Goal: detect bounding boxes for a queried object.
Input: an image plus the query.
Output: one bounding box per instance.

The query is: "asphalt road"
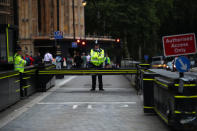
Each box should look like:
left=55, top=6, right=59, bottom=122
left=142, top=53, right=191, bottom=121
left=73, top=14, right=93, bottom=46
left=0, top=75, right=170, bottom=131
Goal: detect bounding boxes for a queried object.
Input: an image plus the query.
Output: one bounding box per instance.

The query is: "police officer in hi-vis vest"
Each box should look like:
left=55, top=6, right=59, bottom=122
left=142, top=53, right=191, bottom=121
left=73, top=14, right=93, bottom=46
left=14, top=46, right=26, bottom=97
left=90, top=43, right=105, bottom=91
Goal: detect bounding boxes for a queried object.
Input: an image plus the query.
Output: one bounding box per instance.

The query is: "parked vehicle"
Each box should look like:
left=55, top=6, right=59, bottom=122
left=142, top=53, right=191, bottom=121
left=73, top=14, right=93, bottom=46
left=165, top=61, right=176, bottom=71
left=151, top=56, right=166, bottom=69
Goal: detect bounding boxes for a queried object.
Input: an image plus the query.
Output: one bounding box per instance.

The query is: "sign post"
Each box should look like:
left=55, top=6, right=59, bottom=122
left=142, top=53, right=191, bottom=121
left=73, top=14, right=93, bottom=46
left=54, top=31, right=63, bottom=39
left=175, top=56, right=191, bottom=77
left=162, top=33, right=196, bottom=77
left=163, top=33, right=196, bottom=57
left=54, top=31, right=63, bottom=55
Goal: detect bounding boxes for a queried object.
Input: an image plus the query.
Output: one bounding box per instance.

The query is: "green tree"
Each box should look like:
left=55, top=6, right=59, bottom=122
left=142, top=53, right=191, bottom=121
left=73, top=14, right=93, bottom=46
left=85, top=0, right=197, bottom=60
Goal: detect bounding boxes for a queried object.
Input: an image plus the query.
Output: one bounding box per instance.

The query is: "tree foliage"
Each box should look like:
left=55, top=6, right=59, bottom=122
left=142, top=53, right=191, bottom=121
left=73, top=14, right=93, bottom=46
left=85, top=0, right=197, bottom=60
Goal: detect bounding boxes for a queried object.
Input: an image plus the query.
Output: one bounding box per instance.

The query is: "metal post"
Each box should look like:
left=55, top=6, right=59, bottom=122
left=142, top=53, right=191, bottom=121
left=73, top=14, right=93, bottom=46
left=55, top=0, right=60, bottom=55
left=72, top=0, right=76, bottom=40
left=179, top=72, right=184, bottom=78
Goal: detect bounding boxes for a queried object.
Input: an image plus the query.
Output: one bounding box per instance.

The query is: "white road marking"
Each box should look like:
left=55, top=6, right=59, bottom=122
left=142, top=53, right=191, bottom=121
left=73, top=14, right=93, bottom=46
left=121, top=105, right=129, bottom=107
left=87, top=105, right=92, bottom=109
left=56, top=76, right=76, bottom=87
left=0, top=76, right=76, bottom=128
left=37, top=102, right=136, bottom=105
left=73, top=105, right=78, bottom=109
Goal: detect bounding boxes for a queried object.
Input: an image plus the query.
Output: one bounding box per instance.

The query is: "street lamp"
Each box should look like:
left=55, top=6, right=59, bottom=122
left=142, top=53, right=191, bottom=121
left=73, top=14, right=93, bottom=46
left=82, top=0, right=87, bottom=6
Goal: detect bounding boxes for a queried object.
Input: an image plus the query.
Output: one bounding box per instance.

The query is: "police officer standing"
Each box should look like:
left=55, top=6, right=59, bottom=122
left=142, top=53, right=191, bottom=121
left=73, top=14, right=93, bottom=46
left=90, top=43, right=105, bottom=91
left=14, top=46, right=26, bottom=97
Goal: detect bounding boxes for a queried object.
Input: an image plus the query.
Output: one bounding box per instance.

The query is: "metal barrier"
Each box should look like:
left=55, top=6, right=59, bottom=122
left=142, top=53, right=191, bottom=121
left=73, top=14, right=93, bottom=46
left=36, top=64, right=56, bottom=92
left=135, top=64, right=151, bottom=94
left=38, top=68, right=137, bottom=75
left=140, top=68, right=197, bottom=130
left=142, top=70, right=158, bottom=113
left=0, top=64, right=56, bottom=111
left=22, top=67, right=38, bottom=96
left=0, top=71, right=20, bottom=111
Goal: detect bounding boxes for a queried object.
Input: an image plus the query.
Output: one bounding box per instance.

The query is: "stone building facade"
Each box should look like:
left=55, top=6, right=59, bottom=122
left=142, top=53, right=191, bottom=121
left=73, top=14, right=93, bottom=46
left=18, top=0, right=85, bottom=56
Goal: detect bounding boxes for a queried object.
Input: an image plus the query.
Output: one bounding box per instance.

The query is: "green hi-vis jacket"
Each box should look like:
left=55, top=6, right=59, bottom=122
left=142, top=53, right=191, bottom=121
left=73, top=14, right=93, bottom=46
left=104, top=57, right=111, bottom=65
left=14, top=53, right=26, bottom=73
left=90, top=48, right=105, bottom=66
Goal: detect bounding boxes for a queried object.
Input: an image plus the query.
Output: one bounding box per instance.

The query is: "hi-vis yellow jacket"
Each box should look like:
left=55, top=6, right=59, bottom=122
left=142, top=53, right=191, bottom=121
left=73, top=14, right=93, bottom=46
left=90, top=48, right=105, bottom=66
left=14, top=53, right=26, bottom=73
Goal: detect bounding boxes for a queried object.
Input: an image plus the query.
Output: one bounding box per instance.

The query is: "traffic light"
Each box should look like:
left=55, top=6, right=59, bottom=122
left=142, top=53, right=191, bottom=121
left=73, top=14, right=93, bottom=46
left=82, top=41, right=86, bottom=46
left=77, top=39, right=81, bottom=44
left=114, top=38, right=122, bottom=48
left=116, top=38, right=120, bottom=43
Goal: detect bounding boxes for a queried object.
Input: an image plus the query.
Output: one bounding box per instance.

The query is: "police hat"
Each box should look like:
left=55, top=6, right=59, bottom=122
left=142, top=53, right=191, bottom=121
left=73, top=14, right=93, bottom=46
left=94, top=40, right=99, bottom=46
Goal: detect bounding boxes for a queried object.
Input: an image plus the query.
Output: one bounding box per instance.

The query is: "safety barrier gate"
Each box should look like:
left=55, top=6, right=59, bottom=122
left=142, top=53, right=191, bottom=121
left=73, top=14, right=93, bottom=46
left=38, top=68, right=138, bottom=75
left=0, top=63, right=147, bottom=112
left=141, top=69, right=197, bottom=130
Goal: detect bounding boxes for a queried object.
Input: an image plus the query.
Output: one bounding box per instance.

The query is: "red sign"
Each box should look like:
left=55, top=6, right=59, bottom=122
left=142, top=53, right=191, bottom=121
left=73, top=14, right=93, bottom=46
left=163, top=33, right=197, bottom=57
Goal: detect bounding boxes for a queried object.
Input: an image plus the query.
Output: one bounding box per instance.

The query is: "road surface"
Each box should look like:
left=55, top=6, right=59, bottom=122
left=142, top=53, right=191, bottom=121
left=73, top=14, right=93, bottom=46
left=0, top=75, right=169, bottom=131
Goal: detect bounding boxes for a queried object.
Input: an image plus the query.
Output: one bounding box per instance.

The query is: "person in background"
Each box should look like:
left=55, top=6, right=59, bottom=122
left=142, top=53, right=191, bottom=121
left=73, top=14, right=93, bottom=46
left=34, top=52, right=42, bottom=65
left=74, top=52, right=82, bottom=68
left=67, top=55, right=73, bottom=69
left=44, top=51, right=53, bottom=64
left=81, top=52, right=87, bottom=68
left=63, top=57, right=67, bottom=68
left=105, top=54, right=111, bottom=68
left=14, top=45, right=26, bottom=97
left=30, top=55, right=34, bottom=65
left=116, top=56, right=121, bottom=68
left=86, top=53, right=91, bottom=68
left=56, top=53, right=62, bottom=69
left=23, top=53, right=34, bottom=66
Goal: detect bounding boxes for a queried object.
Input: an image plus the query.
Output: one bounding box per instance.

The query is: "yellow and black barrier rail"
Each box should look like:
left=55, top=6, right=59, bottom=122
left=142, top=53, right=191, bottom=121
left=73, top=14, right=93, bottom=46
left=0, top=71, right=19, bottom=80
left=38, top=68, right=137, bottom=75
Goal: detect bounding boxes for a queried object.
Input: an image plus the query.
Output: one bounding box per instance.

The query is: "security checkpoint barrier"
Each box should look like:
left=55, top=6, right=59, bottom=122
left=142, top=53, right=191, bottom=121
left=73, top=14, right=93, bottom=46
left=21, top=66, right=38, bottom=96
left=38, top=68, right=138, bottom=75
left=135, top=63, right=151, bottom=94
left=0, top=64, right=56, bottom=111
left=142, top=70, right=158, bottom=113
left=0, top=65, right=138, bottom=111
left=0, top=71, right=20, bottom=111
left=36, top=64, right=56, bottom=92
left=140, top=69, right=197, bottom=130
left=36, top=67, right=138, bottom=92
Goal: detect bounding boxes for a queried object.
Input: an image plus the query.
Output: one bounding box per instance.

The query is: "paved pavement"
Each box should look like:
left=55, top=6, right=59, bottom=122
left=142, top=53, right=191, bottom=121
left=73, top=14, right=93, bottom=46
left=0, top=75, right=170, bottom=131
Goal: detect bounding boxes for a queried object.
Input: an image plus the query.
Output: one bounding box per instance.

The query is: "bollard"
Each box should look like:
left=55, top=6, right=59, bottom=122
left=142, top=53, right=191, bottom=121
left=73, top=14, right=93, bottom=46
left=142, top=70, right=158, bottom=113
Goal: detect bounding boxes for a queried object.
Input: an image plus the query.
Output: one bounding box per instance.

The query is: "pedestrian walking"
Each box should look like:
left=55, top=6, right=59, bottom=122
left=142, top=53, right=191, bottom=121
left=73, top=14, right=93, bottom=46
left=67, top=55, right=73, bottom=69
left=44, top=51, right=53, bottom=64
left=56, top=53, right=62, bottom=69
left=23, top=53, right=34, bottom=66
left=90, top=43, right=105, bottom=91
left=74, top=52, right=82, bottom=68
left=81, top=52, right=87, bottom=68
left=86, top=53, right=91, bottom=68
left=34, top=52, right=42, bottom=65
left=105, top=54, right=111, bottom=68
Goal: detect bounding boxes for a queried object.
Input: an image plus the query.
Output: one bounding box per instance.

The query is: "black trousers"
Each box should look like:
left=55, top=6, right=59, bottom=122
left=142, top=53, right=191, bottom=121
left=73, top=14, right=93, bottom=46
left=91, top=64, right=103, bottom=89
